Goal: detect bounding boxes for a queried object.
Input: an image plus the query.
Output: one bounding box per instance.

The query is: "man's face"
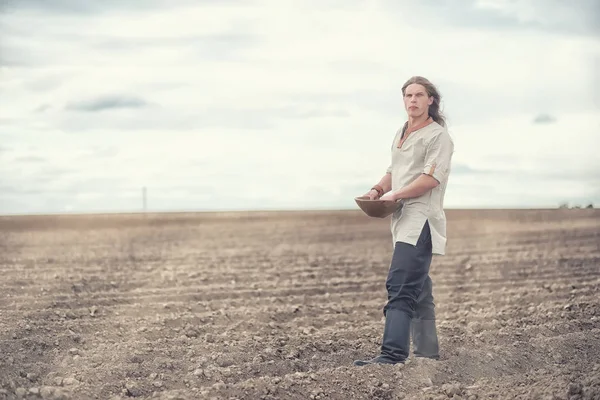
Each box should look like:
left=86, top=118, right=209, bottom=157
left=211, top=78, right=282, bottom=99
left=403, top=83, right=433, bottom=119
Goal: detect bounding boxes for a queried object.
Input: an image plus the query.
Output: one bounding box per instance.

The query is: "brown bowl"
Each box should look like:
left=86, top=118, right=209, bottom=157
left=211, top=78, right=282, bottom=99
left=354, top=196, right=403, bottom=218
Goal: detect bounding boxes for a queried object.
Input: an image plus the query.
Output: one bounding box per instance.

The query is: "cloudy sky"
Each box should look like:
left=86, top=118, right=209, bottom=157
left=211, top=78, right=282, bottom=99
left=1, top=0, right=599, bottom=214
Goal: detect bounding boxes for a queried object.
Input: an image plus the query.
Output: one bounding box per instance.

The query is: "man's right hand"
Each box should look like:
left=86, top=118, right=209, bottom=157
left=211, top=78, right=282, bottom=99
left=363, top=189, right=380, bottom=200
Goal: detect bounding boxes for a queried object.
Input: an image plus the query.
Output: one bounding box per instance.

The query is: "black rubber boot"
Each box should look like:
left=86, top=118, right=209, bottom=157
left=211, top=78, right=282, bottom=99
left=354, top=308, right=411, bottom=366
left=411, top=318, right=440, bottom=359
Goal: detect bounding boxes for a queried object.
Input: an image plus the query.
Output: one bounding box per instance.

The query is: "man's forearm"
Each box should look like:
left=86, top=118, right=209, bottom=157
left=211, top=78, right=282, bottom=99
left=392, top=174, right=438, bottom=200
left=373, top=173, right=392, bottom=194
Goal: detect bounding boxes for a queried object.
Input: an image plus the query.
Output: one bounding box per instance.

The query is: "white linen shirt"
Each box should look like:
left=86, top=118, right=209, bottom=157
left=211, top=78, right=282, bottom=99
left=385, top=118, right=454, bottom=255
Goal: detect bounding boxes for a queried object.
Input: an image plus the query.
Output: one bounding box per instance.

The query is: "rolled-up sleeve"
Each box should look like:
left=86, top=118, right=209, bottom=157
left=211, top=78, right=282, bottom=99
left=423, top=132, right=454, bottom=184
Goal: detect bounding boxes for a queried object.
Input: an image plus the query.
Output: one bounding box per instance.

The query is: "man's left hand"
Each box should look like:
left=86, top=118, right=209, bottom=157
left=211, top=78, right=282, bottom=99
left=379, top=192, right=397, bottom=202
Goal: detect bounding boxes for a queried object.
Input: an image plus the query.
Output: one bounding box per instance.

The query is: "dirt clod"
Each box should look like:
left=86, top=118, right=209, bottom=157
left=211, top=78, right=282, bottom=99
left=569, top=383, right=583, bottom=395
left=124, top=382, right=144, bottom=398
left=62, top=378, right=78, bottom=386
left=443, top=383, right=463, bottom=397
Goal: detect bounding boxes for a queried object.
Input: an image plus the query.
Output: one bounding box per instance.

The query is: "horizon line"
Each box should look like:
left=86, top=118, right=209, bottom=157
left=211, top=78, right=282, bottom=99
left=0, top=205, right=596, bottom=218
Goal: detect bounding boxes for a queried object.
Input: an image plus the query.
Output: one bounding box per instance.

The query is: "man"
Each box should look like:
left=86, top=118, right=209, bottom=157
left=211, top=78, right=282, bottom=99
left=354, top=76, right=454, bottom=366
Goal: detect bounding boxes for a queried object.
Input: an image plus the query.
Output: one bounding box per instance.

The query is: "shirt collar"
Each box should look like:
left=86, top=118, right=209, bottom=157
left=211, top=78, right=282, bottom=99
left=398, top=117, right=434, bottom=148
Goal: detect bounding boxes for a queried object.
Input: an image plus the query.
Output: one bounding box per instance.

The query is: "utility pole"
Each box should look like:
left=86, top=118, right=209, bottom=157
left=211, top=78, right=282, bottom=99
left=142, top=186, right=147, bottom=213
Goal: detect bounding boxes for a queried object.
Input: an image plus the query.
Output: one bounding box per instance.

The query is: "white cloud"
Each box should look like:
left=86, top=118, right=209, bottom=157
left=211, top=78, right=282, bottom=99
left=451, top=111, right=600, bottom=171
left=0, top=0, right=599, bottom=214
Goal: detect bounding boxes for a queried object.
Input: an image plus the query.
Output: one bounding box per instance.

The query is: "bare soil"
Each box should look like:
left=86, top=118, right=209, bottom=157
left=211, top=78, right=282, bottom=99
left=0, top=208, right=599, bottom=400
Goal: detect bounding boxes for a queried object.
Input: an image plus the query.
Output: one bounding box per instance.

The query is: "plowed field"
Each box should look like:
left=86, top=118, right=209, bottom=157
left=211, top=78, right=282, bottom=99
left=1, top=209, right=599, bottom=400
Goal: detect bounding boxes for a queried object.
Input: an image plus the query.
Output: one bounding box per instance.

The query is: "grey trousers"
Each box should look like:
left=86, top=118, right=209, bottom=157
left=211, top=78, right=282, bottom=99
left=415, top=274, right=436, bottom=320
left=383, top=220, right=433, bottom=318
left=384, top=220, right=439, bottom=358
left=412, top=274, right=439, bottom=358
